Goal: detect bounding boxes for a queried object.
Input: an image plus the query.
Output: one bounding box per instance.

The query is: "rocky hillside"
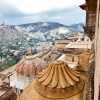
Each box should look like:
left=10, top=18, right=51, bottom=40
left=0, top=25, right=28, bottom=52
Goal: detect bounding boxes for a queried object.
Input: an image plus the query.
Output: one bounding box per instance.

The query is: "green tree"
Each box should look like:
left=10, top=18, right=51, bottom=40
left=4, top=57, right=16, bottom=67
left=32, top=49, right=38, bottom=54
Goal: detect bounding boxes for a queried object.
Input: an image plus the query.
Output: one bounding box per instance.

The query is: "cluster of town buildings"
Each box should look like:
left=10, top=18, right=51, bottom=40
left=0, top=0, right=99, bottom=100
left=0, top=31, right=93, bottom=100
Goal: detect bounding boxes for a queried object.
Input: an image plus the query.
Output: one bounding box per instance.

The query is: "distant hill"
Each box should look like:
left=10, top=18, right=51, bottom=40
left=69, top=22, right=84, bottom=28
left=18, top=22, right=66, bottom=33
left=15, top=22, right=84, bottom=33
left=68, top=22, right=85, bottom=34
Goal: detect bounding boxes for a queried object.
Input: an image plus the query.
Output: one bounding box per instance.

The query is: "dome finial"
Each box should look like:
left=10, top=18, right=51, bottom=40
left=28, top=50, right=32, bottom=55
left=27, top=48, right=32, bottom=56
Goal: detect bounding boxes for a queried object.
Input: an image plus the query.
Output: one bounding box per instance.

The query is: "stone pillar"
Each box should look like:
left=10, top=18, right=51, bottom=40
left=94, top=0, right=100, bottom=100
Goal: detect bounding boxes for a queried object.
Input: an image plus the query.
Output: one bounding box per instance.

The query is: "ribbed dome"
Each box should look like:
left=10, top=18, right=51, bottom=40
left=74, top=32, right=82, bottom=36
left=16, top=54, right=47, bottom=75
left=37, top=60, right=80, bottom=88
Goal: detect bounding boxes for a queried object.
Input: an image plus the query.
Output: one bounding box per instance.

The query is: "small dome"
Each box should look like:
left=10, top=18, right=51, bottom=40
left=19, top=60, right=85, bottom=100
left=16, top=54, right=47, bottom=75
left=74, top=32, right=82, bottom=36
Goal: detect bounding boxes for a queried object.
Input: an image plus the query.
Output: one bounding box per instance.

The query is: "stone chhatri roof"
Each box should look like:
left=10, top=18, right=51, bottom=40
left=19, top=60, right=85, bottom=100
left=16, top=53, right=47, bottom=75
left=37, top=60, right=80, bottom=88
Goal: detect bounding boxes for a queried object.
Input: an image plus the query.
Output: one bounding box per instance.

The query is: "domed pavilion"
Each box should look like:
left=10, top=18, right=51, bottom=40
left=10, top=52, right=47, bottom=93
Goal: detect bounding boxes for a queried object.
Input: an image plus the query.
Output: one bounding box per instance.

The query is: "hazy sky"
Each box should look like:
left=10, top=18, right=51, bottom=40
left=0, top=0, right=86, bottom=25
